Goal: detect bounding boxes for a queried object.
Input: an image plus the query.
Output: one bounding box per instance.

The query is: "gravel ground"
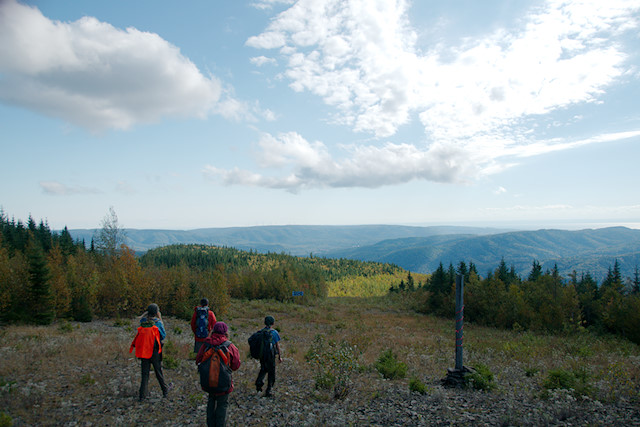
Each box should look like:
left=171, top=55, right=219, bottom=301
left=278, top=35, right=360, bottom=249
left=1, top=299, right=639, bottom=426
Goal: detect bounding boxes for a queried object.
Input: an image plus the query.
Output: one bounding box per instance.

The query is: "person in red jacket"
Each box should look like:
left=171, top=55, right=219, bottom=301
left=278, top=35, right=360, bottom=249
left=196, top=321, right=241, bottom=427
left=130, top=303, right=170, bottom=401
left=191, top=298, right=217, bottom=353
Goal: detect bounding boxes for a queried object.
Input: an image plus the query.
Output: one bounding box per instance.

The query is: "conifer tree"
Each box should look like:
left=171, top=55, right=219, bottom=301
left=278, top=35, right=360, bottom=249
left=26, top=237, right=54, bottom=324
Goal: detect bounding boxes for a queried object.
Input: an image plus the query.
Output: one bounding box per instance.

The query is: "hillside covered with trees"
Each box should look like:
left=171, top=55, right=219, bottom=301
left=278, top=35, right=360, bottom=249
left=2, top=209, right=639, bottom=345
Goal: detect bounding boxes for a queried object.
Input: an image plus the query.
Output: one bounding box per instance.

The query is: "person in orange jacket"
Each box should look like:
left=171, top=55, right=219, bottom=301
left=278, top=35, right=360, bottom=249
left=130, top=303, right=170, bottom=401
left=191, top=298, right=217, bottom=353
left=196, top=321, right=241, bottom=426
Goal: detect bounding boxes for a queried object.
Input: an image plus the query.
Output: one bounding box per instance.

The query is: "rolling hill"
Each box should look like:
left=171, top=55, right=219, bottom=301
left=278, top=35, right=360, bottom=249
left=68, top=225, right=640, bottom=281
left=324, top=227, right=640, bottom=281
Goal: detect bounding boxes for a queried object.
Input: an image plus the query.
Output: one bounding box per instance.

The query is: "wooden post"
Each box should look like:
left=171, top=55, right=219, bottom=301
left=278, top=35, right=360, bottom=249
left=455, top=274, right=464, bottom=370
left=443, top=274, right=469, bottom=387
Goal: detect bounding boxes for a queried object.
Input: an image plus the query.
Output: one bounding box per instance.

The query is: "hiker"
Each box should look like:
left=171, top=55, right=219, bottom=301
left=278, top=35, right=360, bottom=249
left=130, top=303, right=170, bottom=400
left=255, top=315, right=282, bottom=397
left=191, top=298, right=217, bottom=353
left=196, top=321, right=241, bottom=427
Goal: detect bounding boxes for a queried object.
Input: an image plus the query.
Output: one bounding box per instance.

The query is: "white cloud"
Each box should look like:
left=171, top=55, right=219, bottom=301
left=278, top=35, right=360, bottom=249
left=239, top=0, right=640, bottom=190
left=205, top=132, right=479, bottom=189
left=494, top=187, right=507, bottom=195
left=250, top=55, right=277, bottom=66
left=40, top=181, right=101, bottom=195
left=0, top=0, right=222, bottom=131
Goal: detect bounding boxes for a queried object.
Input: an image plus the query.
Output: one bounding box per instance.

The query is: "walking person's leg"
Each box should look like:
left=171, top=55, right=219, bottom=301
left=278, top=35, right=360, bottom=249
left=255, top=362, right=268, bottom=392
left=214, top=394, right=229, bottom=426
left=139, top=358, right=151, bottom=400
left=265, top=361, right=276, bottom=396
left=206, top=393, right=216, bottom=426
left=151, top=351, right=169, bottom=396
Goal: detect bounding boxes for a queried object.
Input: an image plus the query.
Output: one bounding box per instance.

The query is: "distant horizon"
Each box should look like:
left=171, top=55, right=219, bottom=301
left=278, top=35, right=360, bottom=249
left=2, top=1, right=639, bottom=234
left=58, top=220, right=640, bottom=232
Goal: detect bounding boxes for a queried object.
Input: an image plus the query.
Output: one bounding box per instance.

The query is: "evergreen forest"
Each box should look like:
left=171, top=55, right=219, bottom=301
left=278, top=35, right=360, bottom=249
left=1, top=210, right=639, bottom=345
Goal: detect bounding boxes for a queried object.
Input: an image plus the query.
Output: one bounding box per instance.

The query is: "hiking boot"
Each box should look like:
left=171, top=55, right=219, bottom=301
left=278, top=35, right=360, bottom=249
left=256, top=385, right=262, bottom=393
left=264, top=389, right=273, bottom=398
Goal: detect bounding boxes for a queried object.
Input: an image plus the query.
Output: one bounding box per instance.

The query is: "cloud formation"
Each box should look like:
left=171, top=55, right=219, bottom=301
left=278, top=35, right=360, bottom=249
left=233, top=0, right=640, bottom=189
left=40, top=181, right=101, bottom=195
left=0, top=0, right=221, bottom=131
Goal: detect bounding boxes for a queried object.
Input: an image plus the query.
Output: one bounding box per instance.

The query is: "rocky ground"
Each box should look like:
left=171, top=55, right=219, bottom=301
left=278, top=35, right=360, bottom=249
left=1, top=298, right=639, bottom=426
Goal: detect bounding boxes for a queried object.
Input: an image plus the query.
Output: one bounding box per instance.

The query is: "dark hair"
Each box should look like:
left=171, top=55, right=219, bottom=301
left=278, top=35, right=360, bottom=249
left=264, top=315, right=275, bottom=326
left=147, top=303, right=159, bottom=317
left=200, top=298, right=209, bottom=306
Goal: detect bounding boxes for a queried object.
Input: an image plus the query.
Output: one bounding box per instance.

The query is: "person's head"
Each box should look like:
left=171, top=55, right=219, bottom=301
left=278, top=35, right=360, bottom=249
left=147, top=303, right=159, bottom=317
left=200, top=298, right=209, bottom=307
left=213, top=321, right=228, bottom=335
left=264, top=315, right=275, bottom=327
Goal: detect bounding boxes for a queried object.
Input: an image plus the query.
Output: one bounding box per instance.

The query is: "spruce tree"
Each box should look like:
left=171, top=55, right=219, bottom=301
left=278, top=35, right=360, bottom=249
left=26, top=237, right=54, bottom=324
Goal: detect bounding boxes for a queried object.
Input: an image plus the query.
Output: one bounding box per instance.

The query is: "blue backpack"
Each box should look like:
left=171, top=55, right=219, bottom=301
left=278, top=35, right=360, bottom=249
left=195, top=306, right=209, bottom=338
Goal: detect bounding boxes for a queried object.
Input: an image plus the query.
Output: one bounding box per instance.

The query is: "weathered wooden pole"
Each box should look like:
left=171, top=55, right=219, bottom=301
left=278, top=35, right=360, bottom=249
left=442, top=274, right=469, bottom=387
left=455, top=274, right=464, bottom=370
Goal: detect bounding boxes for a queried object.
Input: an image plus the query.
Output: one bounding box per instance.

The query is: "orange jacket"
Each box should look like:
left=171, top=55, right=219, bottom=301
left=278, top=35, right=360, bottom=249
left=130, top=325, right=162, bottom=359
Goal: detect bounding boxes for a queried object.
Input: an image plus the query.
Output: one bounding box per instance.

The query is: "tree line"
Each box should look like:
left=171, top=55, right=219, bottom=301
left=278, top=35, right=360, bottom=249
left=0, top=210, right=229, bottom=323
left=392, top=258, right=640, bottom=344
left=0, top=210, right=399, bottom=324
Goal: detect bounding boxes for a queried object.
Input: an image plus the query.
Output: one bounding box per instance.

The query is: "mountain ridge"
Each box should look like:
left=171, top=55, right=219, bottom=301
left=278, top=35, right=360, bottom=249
left=68, top=225, right=640, bottom=281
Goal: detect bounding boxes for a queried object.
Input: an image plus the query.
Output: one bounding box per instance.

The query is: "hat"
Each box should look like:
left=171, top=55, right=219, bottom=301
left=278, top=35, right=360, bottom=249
left=213, top=321, right=228, bottom=335
left=264, top=315, right=275, bottom=326
left=147, top=303, right=159, bottom=317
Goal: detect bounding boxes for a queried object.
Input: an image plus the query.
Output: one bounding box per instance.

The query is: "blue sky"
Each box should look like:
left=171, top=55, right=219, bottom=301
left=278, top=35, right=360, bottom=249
left=1, top=0, right=639, bottom=230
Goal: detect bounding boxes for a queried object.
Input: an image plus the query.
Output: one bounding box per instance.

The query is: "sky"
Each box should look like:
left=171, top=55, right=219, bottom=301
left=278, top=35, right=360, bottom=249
left=1, top=0, right=639, bottom=231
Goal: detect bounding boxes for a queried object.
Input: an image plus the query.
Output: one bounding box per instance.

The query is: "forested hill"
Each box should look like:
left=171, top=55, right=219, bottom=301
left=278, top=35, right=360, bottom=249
left=325, top=227, right=640, bottom=281
left=68, top=224, right=504, bottom=254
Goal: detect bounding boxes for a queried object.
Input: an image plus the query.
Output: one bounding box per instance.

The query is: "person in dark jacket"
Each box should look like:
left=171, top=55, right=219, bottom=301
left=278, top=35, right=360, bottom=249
left=131, top=303, right=169, bottom=400
left=255, top=315, right=282, bottom=397
left=196, top=321, right=241, bottom=426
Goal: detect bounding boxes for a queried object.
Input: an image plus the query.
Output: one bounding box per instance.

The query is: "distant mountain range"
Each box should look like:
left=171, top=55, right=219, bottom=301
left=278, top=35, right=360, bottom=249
left=68, top=225, right=640, bottom=282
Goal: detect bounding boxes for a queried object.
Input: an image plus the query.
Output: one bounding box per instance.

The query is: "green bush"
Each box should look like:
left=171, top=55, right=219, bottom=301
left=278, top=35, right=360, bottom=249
left=375, top=349, right=407, bottom=380
left=466, top=363, right=496, bottom=391
left=0, top=412, right=12, bottom=427
left=305, top=334, right=359, bottom=399
left=542, top=367, right=594, bottom=398
left=409, top=377, right=428, bottom=394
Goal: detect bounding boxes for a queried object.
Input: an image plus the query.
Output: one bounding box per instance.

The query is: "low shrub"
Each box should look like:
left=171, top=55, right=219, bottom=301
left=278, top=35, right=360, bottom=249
left=466, top=363, right=496, bottom=391
left=375, top=349, right=407, bottom=380
left=305, top=334, right=359, bottom=399
left=0, top=412, right=12, bottom=427
left=409, top=377, right=428, bottom=394
left=542, top=367, right=594, bottom=398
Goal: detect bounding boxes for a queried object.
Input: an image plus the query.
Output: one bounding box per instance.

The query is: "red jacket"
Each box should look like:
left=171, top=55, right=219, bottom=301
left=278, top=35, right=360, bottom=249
left=130, top=325, right=162, bottom=359
left=191, top=306, right=217, bottom=342
left=196, top=333, right=241, bottom=395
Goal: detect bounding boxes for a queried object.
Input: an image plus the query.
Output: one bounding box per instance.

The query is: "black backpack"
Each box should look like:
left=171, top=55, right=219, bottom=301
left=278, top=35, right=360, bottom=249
left=248, top=327, right=273, bottom=361
left=198, top=340, right=232, bottom=394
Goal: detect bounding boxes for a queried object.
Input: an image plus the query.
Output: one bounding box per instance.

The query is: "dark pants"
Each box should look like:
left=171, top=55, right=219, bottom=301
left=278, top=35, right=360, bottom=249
left=207, top=393, right=229, bottom=426
left=255, top=359, right=276, bottom=393
left=139, top=345, right=168, bottom=399
left=194, top=340, right=204, bottom=354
